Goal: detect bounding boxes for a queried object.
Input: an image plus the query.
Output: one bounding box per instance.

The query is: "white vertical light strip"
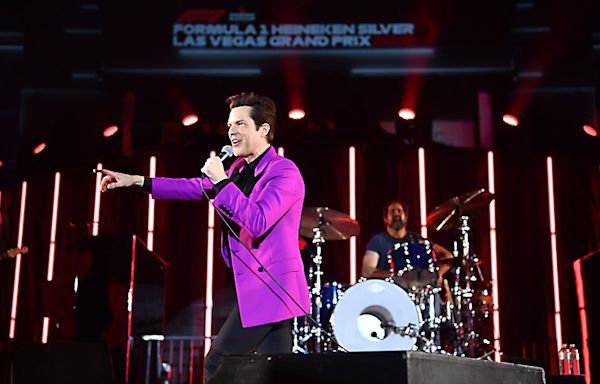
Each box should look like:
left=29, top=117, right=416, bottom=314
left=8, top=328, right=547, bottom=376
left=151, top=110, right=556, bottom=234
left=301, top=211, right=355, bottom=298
left=417, top=148, right=428, bottom=238
left=47, top=172, right=61, bottom=281
left=487, top=151, right=501, bottom=362
left=546, top=156, right=563, bottom=351
left=277, top=146, right=285, bottom=157
left=204, top=150, right=216, bottom=357
left=9, top=181, right=27, bottom=339
left=349, top=147, right=357, bottom=284
left=147, top=156, right=157, bottom=251
left=92, top=163, right=103, bottom=236
left=41, top=317, right=50, bottom=344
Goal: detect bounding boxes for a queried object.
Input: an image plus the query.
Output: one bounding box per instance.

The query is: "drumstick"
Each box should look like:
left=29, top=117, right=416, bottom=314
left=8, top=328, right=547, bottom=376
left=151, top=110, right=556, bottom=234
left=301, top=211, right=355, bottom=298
left=443, top=278, right=454, bottom=306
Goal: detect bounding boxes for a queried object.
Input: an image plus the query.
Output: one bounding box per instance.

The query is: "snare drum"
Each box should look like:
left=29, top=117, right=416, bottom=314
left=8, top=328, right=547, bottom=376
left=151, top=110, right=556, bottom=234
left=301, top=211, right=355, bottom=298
left=388, top=240, right=438, bottom=290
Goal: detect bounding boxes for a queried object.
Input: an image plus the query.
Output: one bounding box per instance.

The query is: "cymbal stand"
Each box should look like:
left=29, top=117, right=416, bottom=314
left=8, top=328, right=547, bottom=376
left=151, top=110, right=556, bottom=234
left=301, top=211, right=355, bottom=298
left=451, top=215, right=473, bottom=356
left=308, top=219, right=326, bottom=353
left=292, top=317, right=309, bottom=354
left=292, top=218, right=328, bottom=354
left=451, top=215, right=494, bottom=357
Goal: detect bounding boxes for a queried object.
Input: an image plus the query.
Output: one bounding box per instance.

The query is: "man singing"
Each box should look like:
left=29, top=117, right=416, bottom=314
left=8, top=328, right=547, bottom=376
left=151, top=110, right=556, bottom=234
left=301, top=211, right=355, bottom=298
left=101, top=92, right=310, bottom=382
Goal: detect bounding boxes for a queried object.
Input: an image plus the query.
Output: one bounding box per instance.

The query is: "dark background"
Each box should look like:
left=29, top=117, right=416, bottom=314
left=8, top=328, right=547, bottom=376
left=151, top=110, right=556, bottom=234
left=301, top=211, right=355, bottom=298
left=1, top=0, right=599, bottom=382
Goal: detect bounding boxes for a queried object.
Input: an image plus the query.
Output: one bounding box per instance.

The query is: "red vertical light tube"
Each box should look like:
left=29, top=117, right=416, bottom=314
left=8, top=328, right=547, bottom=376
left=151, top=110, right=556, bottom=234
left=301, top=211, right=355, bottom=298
left=204, top=151, right=216, bottom=357
left=125, top=235, right=137, bottom=383
left=189, top=340, right=195, bottom=384
left=41, top=317, right=50, bottom=343
left=573, top=259, right=591, bottom=384
left=47, top=172, right=61, bottom=281
left=349, top=146, right=357, bottom=284
left=487, top=152, right=501, bottom=361
left=418, top=148, right=428, bottom=238
left=41, top=172, right=61, bottom=343
left=546, top=156, right=563, bottom=351
left=92, top=163, right=103, bottom=236
left=9, top=181, right=27, bottom=339
left=147, top=156, right=156, bottom=251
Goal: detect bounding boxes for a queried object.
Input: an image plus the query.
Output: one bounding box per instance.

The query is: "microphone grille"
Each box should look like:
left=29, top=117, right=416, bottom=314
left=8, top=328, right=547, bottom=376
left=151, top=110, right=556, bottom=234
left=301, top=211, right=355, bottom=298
left=220, top=145, right=234, bottom=158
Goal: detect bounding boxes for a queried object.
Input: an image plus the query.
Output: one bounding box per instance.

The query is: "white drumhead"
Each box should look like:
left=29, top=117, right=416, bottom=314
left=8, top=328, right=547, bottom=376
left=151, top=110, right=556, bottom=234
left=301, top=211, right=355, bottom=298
left=331, top=279, right=419, bottom=351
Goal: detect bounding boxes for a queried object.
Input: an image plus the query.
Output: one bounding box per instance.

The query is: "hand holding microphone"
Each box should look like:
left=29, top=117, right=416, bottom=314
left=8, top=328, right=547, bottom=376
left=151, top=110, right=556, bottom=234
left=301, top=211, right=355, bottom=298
left=201, top=145, right=234, bottom=184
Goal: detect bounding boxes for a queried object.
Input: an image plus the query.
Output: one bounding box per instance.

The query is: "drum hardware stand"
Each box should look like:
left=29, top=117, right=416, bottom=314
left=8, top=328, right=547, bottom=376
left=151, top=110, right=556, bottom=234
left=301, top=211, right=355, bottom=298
left=409, top=286, right=447, bottom=353
left=451, top=215, right=475, bottom=356
left=293, top=216, right=327, bottom=353
left=426, top=189, right=497, bottom=357
left=294, top=206, right=361, bottom=354
left=383, top=322, right=445, bottom=354
left=292, top=317, right=309, bottom=354
left=477, top=346, right=500, bottom=361
left=450, top=215, right=496, bottom=357
left=310, top=219, right=326, bottom=352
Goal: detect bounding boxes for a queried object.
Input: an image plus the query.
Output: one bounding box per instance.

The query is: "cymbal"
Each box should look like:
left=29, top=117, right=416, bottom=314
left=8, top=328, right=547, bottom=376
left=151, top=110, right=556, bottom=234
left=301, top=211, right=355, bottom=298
left=300, top=206, right=360, bottom=241
left=427, top=188, right=494, bottom=231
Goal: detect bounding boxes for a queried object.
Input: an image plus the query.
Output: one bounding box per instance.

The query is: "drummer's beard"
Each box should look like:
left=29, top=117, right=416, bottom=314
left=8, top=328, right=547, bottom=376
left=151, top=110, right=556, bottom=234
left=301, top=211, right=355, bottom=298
left=390, top=219, right=404, bottom=231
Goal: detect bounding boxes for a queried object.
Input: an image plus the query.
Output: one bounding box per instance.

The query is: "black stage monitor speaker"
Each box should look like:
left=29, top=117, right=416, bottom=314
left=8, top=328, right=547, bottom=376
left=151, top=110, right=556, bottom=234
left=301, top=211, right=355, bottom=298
left=13, top=342, right=115, bottom=384
left=209, top=351, right=545, bottom=384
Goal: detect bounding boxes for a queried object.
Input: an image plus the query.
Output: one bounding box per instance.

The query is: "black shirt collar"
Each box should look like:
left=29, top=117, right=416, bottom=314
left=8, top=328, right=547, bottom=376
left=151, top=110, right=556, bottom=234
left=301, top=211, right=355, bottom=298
left=242, top=145, right=271, bottom=173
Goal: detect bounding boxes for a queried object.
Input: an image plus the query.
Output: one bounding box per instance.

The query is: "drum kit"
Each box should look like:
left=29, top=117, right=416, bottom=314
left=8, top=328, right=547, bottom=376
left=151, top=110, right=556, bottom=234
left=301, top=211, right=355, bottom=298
left=293, top=188, right=496, bottom=358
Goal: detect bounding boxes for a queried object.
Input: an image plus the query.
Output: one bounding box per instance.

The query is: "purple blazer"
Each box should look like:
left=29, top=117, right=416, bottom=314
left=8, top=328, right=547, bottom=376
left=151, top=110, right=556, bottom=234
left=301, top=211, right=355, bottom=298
left=150, top=146, right=310, bottom=327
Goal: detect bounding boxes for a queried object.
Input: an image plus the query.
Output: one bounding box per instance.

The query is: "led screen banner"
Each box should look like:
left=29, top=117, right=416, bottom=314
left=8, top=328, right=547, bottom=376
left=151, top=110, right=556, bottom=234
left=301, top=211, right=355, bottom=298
left=172, top=9, right=427, bottom=49
left=103, top=0, right=509, bottom=72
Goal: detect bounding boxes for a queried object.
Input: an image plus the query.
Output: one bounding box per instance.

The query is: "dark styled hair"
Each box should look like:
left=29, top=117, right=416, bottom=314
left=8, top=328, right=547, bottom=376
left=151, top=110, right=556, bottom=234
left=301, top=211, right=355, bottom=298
left=225, top=92, right=276, bottom=143
left=382, top=200, right=409, bottom=219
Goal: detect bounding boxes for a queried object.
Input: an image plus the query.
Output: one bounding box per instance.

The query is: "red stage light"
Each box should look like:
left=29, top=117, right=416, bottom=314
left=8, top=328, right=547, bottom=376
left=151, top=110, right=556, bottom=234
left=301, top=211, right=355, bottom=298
left=398, top=108, right=416, bottom=121
left=182, top=114, right=199, bottom=126
left=33, top=143, right=46, bottom=155
left=0, top=160, right=3, bottom=167
left=502, top=114, right=519, bottom=127
left=103, top=125, right=119, bottom=137
left=583, top=124, right=598, bottom=137
left=288, top=108, right=306, bottom=120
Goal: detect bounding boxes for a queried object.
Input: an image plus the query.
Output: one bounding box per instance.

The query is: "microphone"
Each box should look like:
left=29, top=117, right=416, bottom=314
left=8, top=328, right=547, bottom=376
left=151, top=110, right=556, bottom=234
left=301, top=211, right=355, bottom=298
left=217, top=145, right=234, bottom=161
left=201, top=145, right=234, bottom=178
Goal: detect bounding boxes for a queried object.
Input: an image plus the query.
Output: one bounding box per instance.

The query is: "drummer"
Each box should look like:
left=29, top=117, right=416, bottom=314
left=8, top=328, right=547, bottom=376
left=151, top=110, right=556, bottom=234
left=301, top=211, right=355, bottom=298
left=361, top=200, right=454, bottom=285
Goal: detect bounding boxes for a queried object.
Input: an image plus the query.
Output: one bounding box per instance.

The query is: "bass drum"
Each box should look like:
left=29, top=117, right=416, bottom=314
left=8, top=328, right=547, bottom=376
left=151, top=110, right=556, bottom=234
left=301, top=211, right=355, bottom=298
left=331, top=279, right=420, bottom=352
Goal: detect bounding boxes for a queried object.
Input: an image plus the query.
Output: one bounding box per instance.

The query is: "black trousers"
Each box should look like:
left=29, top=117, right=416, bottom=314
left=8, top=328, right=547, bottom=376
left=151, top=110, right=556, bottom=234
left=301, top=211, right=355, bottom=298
left=204, top=301, right=292, bottom=383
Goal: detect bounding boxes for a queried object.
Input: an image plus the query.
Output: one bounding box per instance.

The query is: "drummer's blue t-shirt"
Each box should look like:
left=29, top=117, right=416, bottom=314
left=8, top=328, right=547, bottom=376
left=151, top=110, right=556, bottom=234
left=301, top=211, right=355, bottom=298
left=365, top=231, right=422, bottom=272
